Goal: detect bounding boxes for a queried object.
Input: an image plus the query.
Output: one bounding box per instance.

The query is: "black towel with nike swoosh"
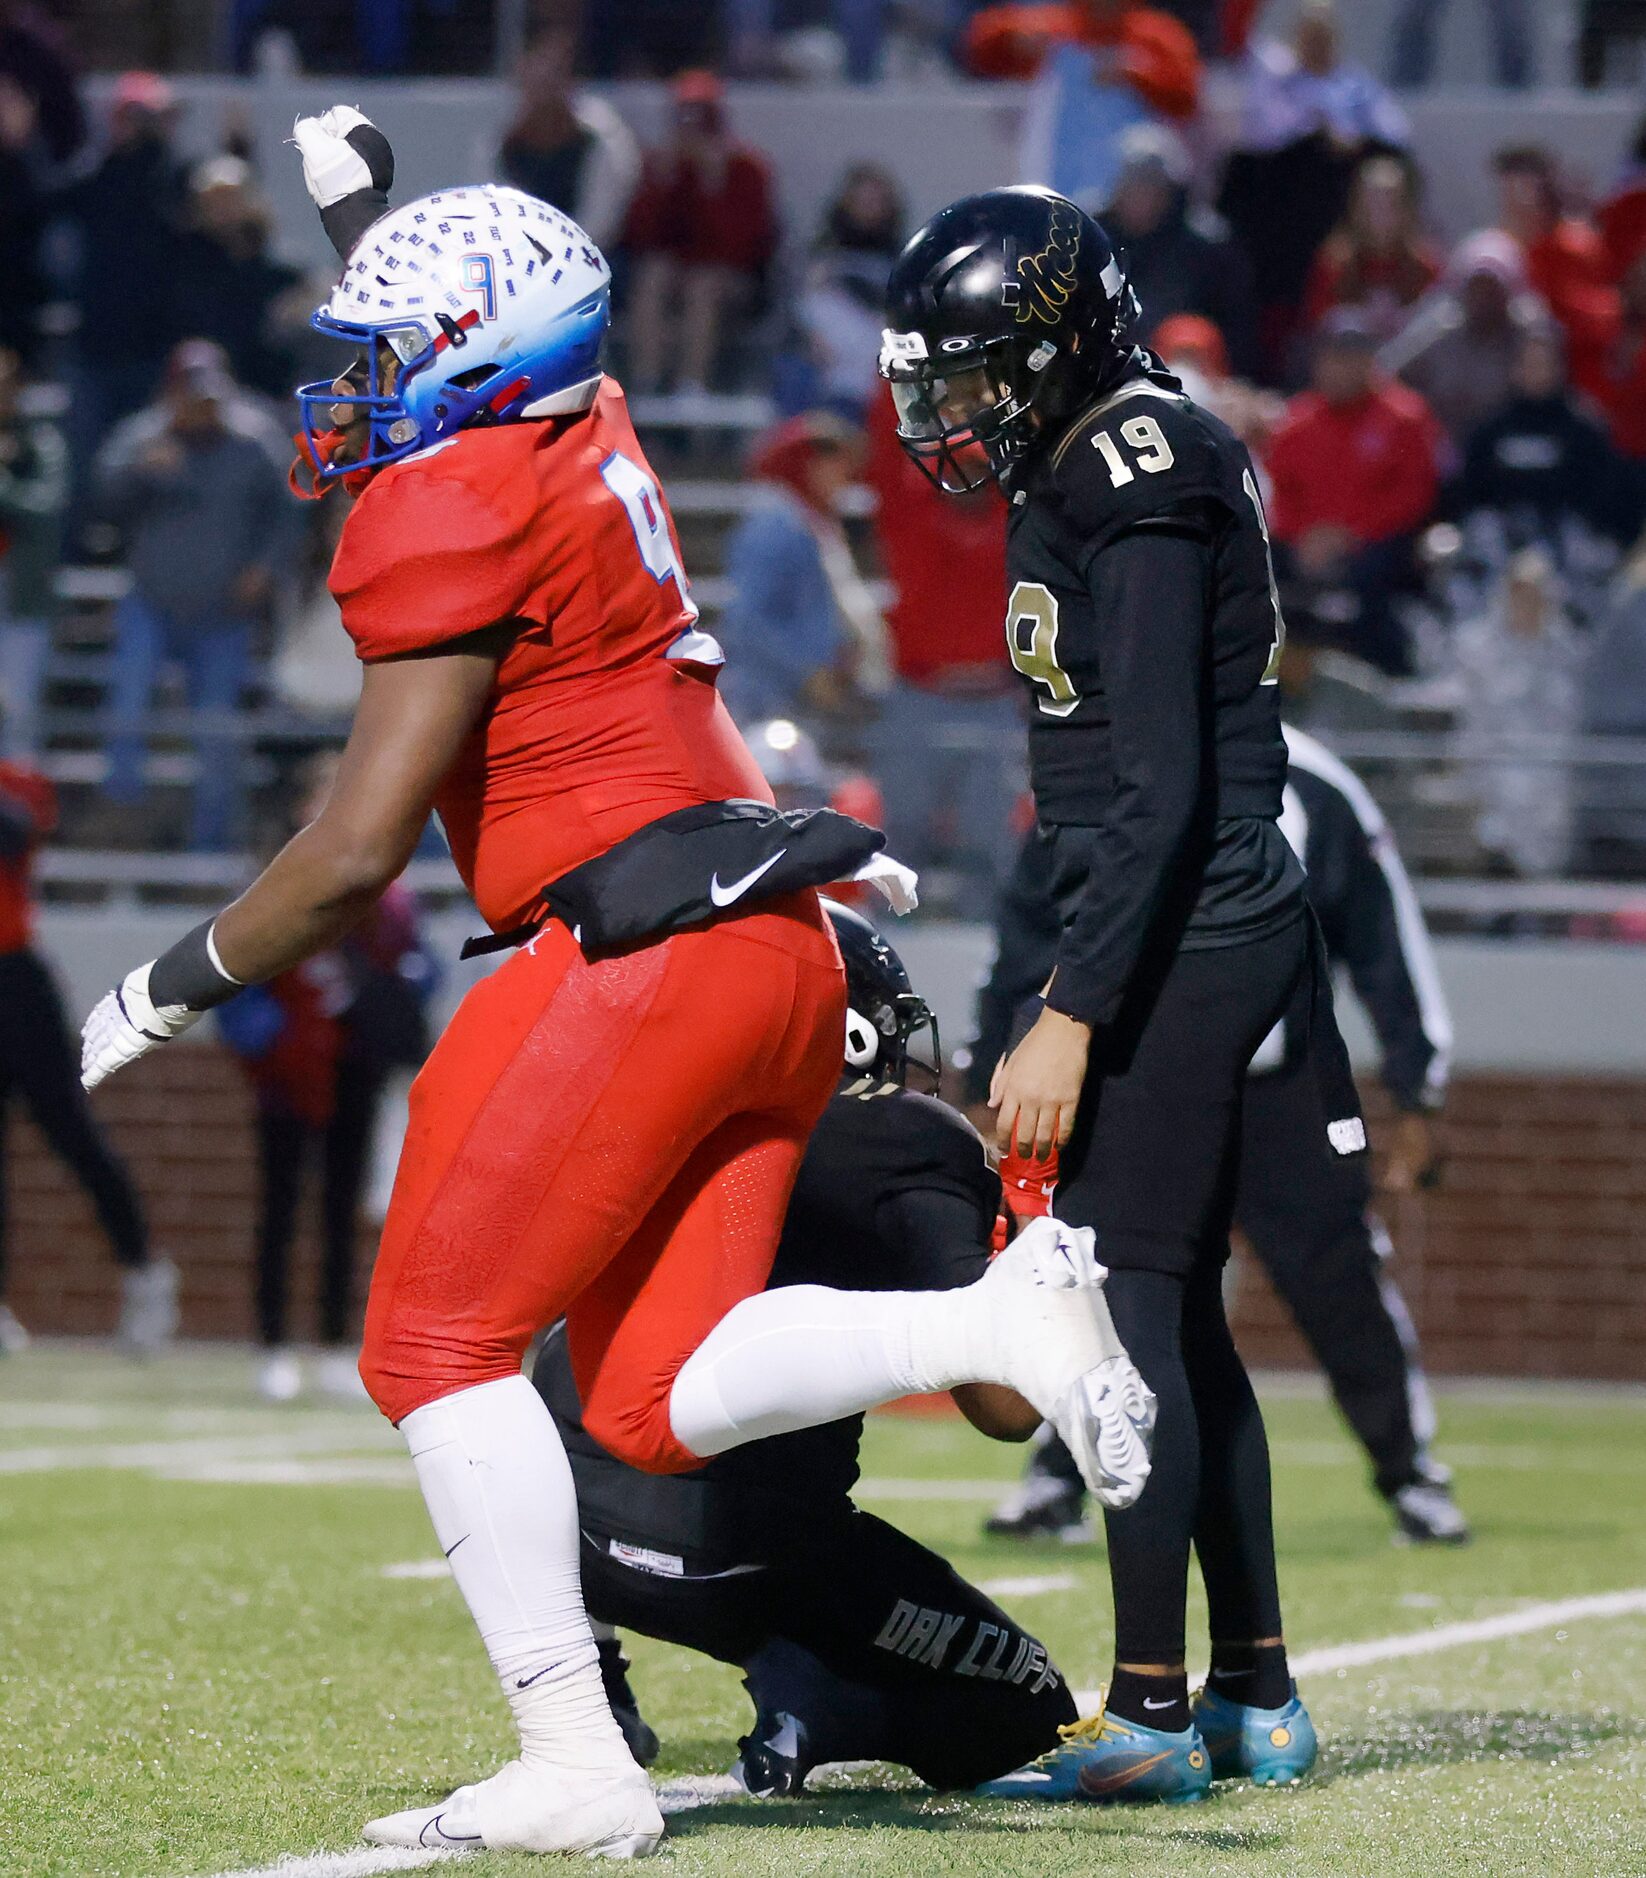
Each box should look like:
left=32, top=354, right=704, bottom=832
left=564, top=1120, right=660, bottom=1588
left=462, top=799, right=887, bottom=959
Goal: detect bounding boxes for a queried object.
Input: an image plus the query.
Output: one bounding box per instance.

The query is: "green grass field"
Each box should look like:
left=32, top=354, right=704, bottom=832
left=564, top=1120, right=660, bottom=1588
left=1, top=1348, right=1643, bottom=1878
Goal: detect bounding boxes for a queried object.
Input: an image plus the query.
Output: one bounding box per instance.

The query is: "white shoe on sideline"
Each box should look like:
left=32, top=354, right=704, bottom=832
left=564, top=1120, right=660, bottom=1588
left=118, top=1257, right=180, bottom=1355
left=363, top=1756, right=663, bottom=1857
left=258, top=1349, right=304, bottom=1403
left=0, top=1304, right=30, bottom=1354
left=975, top=1217, right=1156, bottom=1509
left=316, top=1349, right=369, bottom=1402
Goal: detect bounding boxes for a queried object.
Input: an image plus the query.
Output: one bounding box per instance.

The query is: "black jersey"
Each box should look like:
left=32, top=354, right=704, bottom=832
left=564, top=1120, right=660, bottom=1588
left=1005, top=362, right=1304, bottom=1027
left=534, top=1083, right=999, bottom=1568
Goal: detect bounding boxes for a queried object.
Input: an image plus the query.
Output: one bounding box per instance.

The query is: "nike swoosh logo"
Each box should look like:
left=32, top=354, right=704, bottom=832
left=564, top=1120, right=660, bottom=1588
left=444, top=1535, right=468, bottom=1559
left=709, top=849, right=787, bottom=908
left=420, top=1812, right=482, bottom=1848
left=516, top=1662, right=558, bottom=1689
left=1141, top=1696, right=1177, bottom=1710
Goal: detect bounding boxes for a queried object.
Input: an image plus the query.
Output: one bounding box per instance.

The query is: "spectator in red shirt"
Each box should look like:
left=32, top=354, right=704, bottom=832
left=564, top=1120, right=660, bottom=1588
left=1266, top=309, right=1443, bottom=673
left=861, top=391, right=1020, bottom=905
left=964, top=0, right=1201, bottom=117
left=0, top=732, right=175, bottom=1354
left=621, top=70, right=778, bottom=397
left=1597, top=113, right=1646, bottom=284
left=1493, top=144, right=1622, bottom=406
left=1303, top=152, right=1443, bottom=343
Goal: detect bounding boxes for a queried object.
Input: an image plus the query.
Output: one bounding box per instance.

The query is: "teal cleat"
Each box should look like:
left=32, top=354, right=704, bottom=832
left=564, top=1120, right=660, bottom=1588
left=1192, top=1682, right=1318, bottom=1786
left=978, top=1706, right=1213, bottom=1805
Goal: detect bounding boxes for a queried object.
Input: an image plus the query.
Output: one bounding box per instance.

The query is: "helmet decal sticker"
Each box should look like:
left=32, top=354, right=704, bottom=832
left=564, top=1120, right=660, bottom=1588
left=1007, top=201, right=1084, bottom=326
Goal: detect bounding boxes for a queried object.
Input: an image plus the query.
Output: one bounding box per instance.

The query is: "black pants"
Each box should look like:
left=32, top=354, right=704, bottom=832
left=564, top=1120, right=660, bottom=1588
left=1239, top=1053, right=1426, bottom=1495
left=1039, top=1035, right=1428, bottom=1501
left=1051, top=915, right=1314, bottom=1664
left=254, top=1056, right=384, bottom=1347
left=0, top=948, right=147, bottom=1293
left=578, top=1505, right=1077, bottom=1789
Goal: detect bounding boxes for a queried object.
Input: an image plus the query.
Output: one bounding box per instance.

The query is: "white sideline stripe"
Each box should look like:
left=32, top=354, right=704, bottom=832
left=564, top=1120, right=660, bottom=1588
left=980, top=1573, right=1078, bottom=1599
left=380, top=1560, right=451, bottom=1580
left=1069, top=1587, right=1646, bottom=1709
left=200, top=1849, right=456, bottom=1877
left=1287, top=1588, right=1646, bottom=1677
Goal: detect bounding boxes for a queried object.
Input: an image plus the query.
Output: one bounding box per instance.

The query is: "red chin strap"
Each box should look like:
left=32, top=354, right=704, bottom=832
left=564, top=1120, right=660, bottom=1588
left=289, top=428, right=378, bottom=501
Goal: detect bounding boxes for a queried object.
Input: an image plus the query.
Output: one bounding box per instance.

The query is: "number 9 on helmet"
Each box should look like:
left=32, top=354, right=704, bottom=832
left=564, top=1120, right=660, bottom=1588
left=296, top=184, right=612, bottom=480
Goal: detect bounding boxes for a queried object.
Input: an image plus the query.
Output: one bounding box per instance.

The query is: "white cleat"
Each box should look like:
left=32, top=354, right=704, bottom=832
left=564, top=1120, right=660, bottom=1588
left=363, top=1757, right=663, bottom=1858
left=118, top=1256, right=180, bottom=1355
left=977, top=1217, right=1156, bottom=1509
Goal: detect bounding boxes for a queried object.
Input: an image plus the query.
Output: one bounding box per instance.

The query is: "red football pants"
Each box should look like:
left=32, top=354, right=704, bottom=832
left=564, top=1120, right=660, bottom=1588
left=359, top=895, right=844, bottom=1471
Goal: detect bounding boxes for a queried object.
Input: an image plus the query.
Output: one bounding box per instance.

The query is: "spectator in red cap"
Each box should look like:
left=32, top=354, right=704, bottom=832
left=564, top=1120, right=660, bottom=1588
left=718, top=411, right=886, bottom=728
left=1265, top=308, right=1443, bottom=673
left=1385, top=231, right=1549, bottom=447
left=621, top=71, right=778, bottom=397
left=1302, top=152, right=1442, bottom=343
left=1493, top=144, right=1622, bottom=406
left=1151, top=310, right=1283, bottom=457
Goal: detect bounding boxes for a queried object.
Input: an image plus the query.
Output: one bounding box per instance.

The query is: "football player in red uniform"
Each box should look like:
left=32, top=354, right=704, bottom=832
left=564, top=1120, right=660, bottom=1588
left=78, top=112, right=1154, bottom=1857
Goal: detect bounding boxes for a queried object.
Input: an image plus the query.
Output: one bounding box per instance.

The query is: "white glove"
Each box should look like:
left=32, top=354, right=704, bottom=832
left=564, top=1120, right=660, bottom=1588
left=81, top=963, right=204, bottom=1091
left=291, top=105, right=389, bottom=209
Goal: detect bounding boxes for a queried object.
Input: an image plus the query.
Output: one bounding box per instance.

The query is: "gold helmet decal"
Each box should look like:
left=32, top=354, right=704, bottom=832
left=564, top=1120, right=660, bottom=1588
left=1007, top=202, right=1083, bottom=327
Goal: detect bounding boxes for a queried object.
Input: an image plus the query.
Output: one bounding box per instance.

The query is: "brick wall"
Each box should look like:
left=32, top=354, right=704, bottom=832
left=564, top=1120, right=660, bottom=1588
left=6, top=1050, right=1645, bottom=1380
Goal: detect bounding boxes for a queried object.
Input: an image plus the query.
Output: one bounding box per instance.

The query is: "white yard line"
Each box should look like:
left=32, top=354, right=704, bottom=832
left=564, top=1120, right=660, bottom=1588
left=380, top=1560, right=451, bottom=1580
left=979, top=1573, right=1078, bottom=1599
left=1287, top=1587, right=1646, bottom=1677
left=200, top=1850, right=457, bottom=1877
left=1068, top=1586, right=1646, bottom=1708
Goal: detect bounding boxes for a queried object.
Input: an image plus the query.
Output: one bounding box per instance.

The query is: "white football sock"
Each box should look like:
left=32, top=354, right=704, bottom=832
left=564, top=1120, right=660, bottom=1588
left=668, top=1282, right=998, bottom=1459
left=401, top=1375, right=634, bottom=1773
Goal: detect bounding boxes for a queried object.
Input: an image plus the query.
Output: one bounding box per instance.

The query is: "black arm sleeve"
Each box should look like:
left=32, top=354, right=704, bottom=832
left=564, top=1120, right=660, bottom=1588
left=1044, top=520, right=1211, bottom=1027
left=1309, top=783, right=1448, bottom=1111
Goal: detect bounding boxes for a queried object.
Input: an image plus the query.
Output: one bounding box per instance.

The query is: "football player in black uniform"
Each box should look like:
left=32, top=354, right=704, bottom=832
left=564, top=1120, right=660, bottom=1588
left=880, top=186, right=1350, bottom=1800
left=531, top=903, right=1081, bottom=1797
left=976, top=724, right=1470, bottom=1548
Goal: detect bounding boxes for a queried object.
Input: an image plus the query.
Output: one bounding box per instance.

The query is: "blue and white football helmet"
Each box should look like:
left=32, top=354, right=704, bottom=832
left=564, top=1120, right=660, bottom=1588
left=297, top=183, right=611, bottom=479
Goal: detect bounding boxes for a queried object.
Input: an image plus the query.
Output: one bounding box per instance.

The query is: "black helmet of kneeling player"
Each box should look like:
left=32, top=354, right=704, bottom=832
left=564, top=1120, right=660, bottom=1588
left=822, top=898, right=940, bottom=1088
left=880, top=185, right=1137, bottom=493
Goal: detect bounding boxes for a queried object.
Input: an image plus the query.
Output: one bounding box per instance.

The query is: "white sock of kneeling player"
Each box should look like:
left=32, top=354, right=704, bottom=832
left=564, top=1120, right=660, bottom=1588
left=400, top=1375, right=636, bottom=1775
left=668, top=1282, right=998, bottom=1458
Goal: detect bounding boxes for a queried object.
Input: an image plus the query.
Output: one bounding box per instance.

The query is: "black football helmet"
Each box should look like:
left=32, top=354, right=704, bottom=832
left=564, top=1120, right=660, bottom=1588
left=879, top=185, right=1138, bottom=493
left=822, top=898, right=940, bottom=1087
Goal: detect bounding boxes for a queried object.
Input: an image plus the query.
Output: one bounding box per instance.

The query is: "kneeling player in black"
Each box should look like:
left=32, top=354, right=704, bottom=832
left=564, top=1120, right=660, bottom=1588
left=975, top=725, right=1469, bottom=1548
left=531, top=902, right=1079, bottom=1796
left=880, top=186, right=1346, bottom=1799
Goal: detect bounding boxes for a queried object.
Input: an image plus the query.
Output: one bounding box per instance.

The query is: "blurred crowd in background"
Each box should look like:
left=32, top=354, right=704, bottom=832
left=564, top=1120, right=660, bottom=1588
left=1, top=0, right=1646, bottom=908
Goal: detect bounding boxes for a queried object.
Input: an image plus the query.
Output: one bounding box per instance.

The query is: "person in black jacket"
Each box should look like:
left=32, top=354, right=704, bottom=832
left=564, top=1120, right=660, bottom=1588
left=532, top=903, right=1079, bottom=1796
left=977, top=724, right=1468, bottom=1549
left=881, top=186, right=1343, bottom=1801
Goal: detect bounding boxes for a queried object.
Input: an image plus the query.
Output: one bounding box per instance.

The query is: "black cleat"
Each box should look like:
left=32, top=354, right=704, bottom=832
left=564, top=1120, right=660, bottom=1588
left=732, top=1710, right=814, bottom=1797
left=596, top=1634, right=660, bottom=1767
left=985, top=1473, right=1093, bottom=1544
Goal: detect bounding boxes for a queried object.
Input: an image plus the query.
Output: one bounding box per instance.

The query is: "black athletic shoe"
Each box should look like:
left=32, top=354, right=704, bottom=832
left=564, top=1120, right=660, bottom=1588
left=732, top=1710, right=814, bottom=1797
left=985, top=1472, right=1093, bottom=1544
left=1387, top=1475, right=1471, bottom=1546
left=596, top=1634, right=660, bottom=1767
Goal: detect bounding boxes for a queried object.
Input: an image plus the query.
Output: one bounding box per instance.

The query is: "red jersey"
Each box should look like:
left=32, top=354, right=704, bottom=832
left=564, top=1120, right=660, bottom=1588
left=330, top=381, right=769, bottom=931
left=0, top=762, right=56, bottom=955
